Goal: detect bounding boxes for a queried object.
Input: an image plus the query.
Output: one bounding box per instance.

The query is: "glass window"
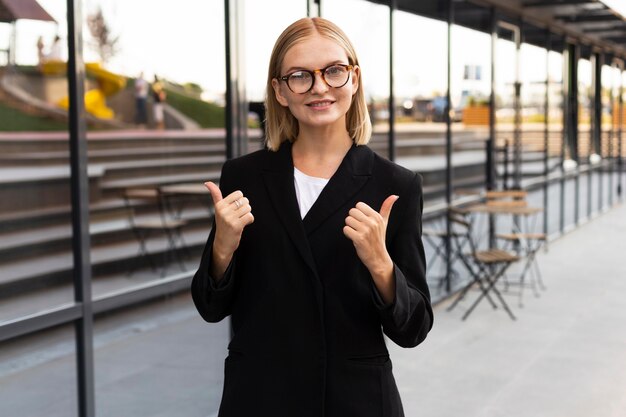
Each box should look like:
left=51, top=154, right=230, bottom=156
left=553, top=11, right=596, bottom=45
left=323, top=0, right=390, bottom=155
left=578, top=59, right=592, bottom=163
left=393, top=11, right=448, bottom=207
left=244, top=0, right=306, bottom=148
left=451, top=24, right=491, bottom=196
left=0, top=326, right=77, bottom=416
left=79, top=0, right=226, bottom=300
left=0, top=1, right=75, bottom=323
left=494, top=32, right=518, bottom=190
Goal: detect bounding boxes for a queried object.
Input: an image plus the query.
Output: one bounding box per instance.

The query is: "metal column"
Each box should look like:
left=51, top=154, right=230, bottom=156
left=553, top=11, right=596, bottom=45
left=224, top=0, right=247, bottom=160
left=67, top=0, right=95, bottom=415
left=543, top=31, right=550, bottom=238
left=388, top=0, right=396, bottom=162
left=444, top=0, right=453, bottom=291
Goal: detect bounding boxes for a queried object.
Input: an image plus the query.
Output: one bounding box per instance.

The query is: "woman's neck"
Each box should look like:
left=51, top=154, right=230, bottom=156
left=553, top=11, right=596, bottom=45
left=292, top=124, right=353, bottom=179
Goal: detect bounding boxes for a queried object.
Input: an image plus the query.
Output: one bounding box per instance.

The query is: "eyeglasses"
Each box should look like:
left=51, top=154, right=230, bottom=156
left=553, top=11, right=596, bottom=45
left=278, top=64, right=354, bottom=94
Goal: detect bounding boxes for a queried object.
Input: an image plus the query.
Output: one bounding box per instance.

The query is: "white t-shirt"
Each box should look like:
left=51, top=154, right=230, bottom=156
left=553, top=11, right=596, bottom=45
left=293, top=167, right=329, bottom=219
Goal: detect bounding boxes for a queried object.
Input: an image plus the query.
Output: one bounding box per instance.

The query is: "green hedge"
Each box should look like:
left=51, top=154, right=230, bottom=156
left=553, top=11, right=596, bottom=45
left=0, top=102, right=66, bottom=131
left=164, top=88, right=225, bottom=128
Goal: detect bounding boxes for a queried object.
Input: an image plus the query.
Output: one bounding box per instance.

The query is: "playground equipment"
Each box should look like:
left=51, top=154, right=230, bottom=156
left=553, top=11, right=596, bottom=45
left=40, top=60, right=126, bottom=120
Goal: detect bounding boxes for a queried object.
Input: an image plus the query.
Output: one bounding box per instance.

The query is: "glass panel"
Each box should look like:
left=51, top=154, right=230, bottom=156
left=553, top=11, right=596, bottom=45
left=0, top=325, right=77, bottom=416
left=393, top=11, right=449, bottom=208
left=451, top=24, right=490, bottom=197
left=324, top=0, right=390, bottom=158
left=93, top=292, right=229, bottom=416
left=547, top=50, right=563, bottom=159
left=563, top=177, right=576, bottom=229
left=495, top=34, right=517, bottom=190
left=578, top=59, right=592, bottom=164
left=245, top=0, right=305, bottom=148
left=547, top=181, right=561, bottom=235
left=79, top=1, right=227, bottom=414
left=578, top=171, right=589, bottom=221
left=520, top=43, right=548, bottom=185
left=80, top=0, right=225, bottom=298
left=0, top=2, right=76, bottom=323
left=601, top=64, right=612, bottom=161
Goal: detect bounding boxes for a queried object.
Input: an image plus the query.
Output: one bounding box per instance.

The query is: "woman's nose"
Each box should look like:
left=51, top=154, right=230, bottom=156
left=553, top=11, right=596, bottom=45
left=310, top=71, right=329, bottom=94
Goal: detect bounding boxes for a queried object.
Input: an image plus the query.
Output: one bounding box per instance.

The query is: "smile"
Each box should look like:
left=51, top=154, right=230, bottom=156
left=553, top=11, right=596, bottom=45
left=306, top=100, right=334, bottom=108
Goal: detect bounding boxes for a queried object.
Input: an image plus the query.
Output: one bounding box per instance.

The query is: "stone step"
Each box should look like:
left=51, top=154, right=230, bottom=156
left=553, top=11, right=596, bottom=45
left=0, top=206, right=213, bottom=263
left=0, top=225, right=211, bottom=300
left=98, top=155, right=225, bottom=181
left=0, top=144, right=226, bottom=166
left=100, top=170, right=221, bottom=198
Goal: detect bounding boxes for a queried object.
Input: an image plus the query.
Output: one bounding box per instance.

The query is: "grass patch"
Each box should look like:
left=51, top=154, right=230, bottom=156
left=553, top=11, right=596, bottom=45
left=0, top=102, right=67, bottom=131
left=164, top=88, right=225, bottom=128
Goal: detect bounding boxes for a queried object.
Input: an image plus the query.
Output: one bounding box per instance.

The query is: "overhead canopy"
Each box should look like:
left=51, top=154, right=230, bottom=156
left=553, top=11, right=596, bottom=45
left=0, top=0, right=56, bottom=23
left=369, top=0, right=626, bottom=61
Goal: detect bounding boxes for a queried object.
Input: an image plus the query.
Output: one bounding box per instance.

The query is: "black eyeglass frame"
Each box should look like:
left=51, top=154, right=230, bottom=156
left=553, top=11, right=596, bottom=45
left=278, top=64, right=355, bottom=94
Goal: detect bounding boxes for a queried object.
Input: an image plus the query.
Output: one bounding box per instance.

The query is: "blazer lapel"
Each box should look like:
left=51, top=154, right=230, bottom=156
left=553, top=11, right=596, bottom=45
left=261, top=142, right=318, bottom=275
left=302, top=144, right=373, bottom=236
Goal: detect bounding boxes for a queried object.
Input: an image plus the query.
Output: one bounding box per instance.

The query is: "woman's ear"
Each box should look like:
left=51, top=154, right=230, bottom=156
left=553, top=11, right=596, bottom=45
left=272, top=78, right=289, bottom=107
left=351, top=65, right=360, bottom=96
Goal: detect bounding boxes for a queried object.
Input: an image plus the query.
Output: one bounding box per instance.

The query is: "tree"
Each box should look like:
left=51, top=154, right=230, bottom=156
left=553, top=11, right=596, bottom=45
left=86, top=7, right=119, bottom=63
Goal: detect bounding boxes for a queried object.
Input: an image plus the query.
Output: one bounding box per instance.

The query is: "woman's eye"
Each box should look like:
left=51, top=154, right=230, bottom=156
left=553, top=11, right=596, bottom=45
left=290, top=72, right=309, bottom=81
left=326, top=66, right=343, bottom=76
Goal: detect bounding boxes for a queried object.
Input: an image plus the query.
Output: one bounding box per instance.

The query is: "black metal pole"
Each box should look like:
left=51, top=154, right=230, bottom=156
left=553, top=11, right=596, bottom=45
left=617, top=68, right=624, bottom=200
left=489, top=9, right=497, bottom=249
left=572, top=44, right=580, bottom=225
left=560, top=44, right=568, bottom=234
left=487, top=8, right=496, bottom=192
left=224, top=0, right=235, bottom=160
left=67, top=0, right=95, bottom=415
left=445, top=0, right=453, bottom=291
left=388, top=0, right=396, bottom=162
left=543, top=30, right=552, bottom=236
left=608, top=62, right=616, bottom=207
left=596, top=54, right=603, bottom=212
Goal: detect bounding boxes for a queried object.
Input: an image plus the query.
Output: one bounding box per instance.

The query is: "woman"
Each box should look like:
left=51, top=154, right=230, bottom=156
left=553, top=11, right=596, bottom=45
left=192, top=17, right=433, bottom=417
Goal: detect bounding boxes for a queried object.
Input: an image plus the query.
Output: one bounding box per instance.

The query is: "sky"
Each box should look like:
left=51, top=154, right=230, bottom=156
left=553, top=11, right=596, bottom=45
left=1, top=0, right=619, bottom=104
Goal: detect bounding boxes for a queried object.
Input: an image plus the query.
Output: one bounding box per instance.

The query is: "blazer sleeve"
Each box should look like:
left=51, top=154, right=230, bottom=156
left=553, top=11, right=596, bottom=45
left=371, top=173, right=433, bottom=348
left=191, top=160, right=238, bottom=323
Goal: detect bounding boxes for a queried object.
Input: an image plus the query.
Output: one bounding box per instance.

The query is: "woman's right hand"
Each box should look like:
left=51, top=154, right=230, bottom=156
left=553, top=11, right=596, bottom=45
left=204, top=181, right=254, bottom=280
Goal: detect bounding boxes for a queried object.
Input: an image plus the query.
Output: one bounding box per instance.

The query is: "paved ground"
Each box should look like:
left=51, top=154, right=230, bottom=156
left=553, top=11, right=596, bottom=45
left=1, top=202, right=625, bottom=417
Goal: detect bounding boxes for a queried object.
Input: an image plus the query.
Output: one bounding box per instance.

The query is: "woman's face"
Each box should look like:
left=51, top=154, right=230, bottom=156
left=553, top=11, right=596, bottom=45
left=272, top=34, right=359, bottom=132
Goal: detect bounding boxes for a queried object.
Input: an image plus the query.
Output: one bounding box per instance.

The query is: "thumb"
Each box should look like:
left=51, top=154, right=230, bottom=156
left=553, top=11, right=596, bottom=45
left=204, top=181, right=223, bottom=205
left=379, top=195, right=399, bottom=222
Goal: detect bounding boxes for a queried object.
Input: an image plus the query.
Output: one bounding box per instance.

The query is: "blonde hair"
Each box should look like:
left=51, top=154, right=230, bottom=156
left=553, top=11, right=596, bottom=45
left=264, top=17, right=372, bottom=151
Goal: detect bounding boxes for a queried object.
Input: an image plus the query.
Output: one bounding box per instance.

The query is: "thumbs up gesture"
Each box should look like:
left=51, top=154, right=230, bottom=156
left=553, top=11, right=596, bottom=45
left=343, top=196, right=399, bottom=303
left=204, top=181, right=254, bottom=280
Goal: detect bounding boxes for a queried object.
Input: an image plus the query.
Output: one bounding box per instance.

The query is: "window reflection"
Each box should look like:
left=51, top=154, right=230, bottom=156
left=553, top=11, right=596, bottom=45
left=324, top=0, right=390, bottom=146
left=0, top=1, right=75, bottom=323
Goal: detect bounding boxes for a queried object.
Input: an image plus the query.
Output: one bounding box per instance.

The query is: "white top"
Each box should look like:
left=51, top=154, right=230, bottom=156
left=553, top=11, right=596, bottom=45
left=293, top=167, right=329, bottom=219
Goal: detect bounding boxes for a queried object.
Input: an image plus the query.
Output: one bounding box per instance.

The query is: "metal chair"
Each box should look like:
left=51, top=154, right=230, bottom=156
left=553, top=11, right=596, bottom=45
left=423, top=208, right=473, bottom=291
left=487, top=189, right=547, bottom=306
left=446, top=209, right=520, bottom=320
left=123, top=188, right=188, bottom=277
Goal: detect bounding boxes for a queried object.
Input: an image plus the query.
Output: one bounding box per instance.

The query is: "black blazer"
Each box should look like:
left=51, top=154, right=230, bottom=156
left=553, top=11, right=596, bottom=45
left=192, top=141, right=433, bottom=417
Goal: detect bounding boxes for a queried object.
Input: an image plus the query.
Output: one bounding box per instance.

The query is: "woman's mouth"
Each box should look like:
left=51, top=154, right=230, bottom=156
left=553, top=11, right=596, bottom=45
left=306, top=100, right=334, bottom=108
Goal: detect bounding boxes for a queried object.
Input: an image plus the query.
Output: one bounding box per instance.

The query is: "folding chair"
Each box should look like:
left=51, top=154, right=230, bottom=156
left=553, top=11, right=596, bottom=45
left=487, top=190, right=547, bottom=306
left=123, top=188, right=189, bottom=277
left=423, top=208, right=473, bottom=291
left=446, top=210, right=520, bottom=320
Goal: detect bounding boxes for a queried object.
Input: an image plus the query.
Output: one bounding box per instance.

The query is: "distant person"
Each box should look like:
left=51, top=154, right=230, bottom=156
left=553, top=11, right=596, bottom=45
left=191, top=17, right=432, bottom=417
left=47, top=35, right=62, bottom=61
left=134, top=72, right=149, bottom=127
left=152, top=75, right=166, bottom=130
left=36, top=36, right=45, bottom=68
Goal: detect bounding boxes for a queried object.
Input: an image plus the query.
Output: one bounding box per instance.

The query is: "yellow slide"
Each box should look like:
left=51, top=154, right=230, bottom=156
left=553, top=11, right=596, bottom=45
left=41, top=61, right=127, bottom=120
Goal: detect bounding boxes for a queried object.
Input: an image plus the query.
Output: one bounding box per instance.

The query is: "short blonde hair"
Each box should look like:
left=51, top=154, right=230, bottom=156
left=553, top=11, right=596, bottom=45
left=264, top=17, right=372, bottom=151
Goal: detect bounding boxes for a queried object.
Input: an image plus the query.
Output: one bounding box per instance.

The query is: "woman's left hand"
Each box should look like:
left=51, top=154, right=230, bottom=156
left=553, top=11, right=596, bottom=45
left=343, top=195, right=399, bottom=287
